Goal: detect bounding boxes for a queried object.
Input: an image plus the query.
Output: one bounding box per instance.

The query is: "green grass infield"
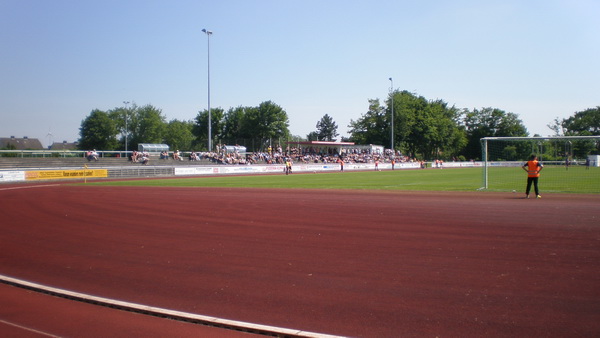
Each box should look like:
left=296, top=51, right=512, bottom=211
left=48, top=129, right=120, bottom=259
left=86, top=166, right=599, bottom=194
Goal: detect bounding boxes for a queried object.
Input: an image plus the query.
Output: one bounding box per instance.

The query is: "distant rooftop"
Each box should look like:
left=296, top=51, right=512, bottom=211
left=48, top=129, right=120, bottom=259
left=0, top=136, right=44, bottom=150
left=49, top=141, right=79, bottom=151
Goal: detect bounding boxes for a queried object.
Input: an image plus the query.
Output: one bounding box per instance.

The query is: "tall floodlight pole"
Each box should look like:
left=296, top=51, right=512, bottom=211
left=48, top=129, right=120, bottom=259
left=389, top=78, right=394, bottom=152
left=123, top=101, right=130, bottom=156
left=202, top=28, right=213, bottom=151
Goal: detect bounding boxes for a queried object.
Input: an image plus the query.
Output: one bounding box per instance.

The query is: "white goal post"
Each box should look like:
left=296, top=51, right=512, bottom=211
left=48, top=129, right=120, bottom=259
left=480, top=136, right=600, bottom=190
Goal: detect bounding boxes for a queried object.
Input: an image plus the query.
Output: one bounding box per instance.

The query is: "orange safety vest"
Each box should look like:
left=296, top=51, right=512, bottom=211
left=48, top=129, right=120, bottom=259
left=526, top=160, right=541, bottom=177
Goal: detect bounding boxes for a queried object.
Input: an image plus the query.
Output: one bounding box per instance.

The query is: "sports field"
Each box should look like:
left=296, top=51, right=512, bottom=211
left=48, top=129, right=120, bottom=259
left=2, top=168, right=599, bottom=337
left=90, top=166, right=600, bottom=194
left=487, top=165, right=599, bottom=193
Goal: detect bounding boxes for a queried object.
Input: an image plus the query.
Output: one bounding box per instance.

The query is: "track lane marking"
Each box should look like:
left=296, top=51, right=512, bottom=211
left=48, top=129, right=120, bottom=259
left=0, top=319, right=62, bottom=338
left=0, top=274, right=344, bottom=338
left=0, top=184, right=61, bottom=191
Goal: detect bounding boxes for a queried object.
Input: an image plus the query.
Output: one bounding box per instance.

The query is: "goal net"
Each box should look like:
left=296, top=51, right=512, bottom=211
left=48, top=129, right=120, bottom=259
left=480, top=136, right=600, bottom=193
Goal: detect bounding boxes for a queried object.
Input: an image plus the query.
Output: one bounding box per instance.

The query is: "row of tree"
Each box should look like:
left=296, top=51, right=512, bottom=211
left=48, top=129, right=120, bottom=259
left=347, top=91, right=531, bottom=160
left=78, top=101, right=291, bottom=152
left=348, top=91, right=599, bottom=160
left=78, top=91, right=599, bottom=160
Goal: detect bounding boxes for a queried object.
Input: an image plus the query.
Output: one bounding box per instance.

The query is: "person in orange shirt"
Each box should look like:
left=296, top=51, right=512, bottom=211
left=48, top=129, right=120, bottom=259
left=522, top=154, right=544, bottom=199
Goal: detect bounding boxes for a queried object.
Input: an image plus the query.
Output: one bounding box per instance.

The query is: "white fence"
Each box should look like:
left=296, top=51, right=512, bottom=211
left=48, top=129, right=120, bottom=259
left=1, top=161, right=485, bottom=183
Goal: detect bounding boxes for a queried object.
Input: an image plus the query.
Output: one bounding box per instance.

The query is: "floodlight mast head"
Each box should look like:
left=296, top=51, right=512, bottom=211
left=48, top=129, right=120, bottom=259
left=202, top=29, right=213, bottom=35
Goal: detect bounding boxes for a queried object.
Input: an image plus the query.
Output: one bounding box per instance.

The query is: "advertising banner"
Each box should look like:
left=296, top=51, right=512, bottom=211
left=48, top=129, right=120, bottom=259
left=25, top=169, right=108, bottom=180
left=0, top=171, right=26, bottom=182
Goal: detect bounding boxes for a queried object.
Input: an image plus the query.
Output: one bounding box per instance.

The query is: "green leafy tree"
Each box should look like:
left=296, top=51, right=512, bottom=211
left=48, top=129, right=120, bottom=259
left=109, top=103, right=137, bottom=151
left=547, top=117, right=565, bottom=136
left=383, top=91, right=465, bottom=159
left=165, top=119, right=195, bottom=151
left=306, top=131, right=320, bottom=141
left=348, top=99, right=387, bottom=146
left=387, top=91, right=428, bottom=156
left=222, top=106, right=248, bottom=144
left=240, top=101, right=290, bottom=150
left=127, top=105, right=167, bottom=150
left=350, top=91, right=468, bottom=159
left=78, top=109, right=119, bottom=150
left=315, top=114, right=339, bottom=141
left=462, top=107, right=528, bottom=160
left=560, top=107, right=600, bottom=156
left=194, top=107, right=225, bottom=151
left=562, top=106, right=600, bottom=136
left=411, top=100, right=466, bottom=159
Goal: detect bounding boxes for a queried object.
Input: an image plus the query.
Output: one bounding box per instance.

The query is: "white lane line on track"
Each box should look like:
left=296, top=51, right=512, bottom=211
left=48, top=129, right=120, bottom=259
left=0, top=274, right=344, bottom=338
left=0, top=184, right=61, bottom=191
left=0, top=319, right=62, bottom=338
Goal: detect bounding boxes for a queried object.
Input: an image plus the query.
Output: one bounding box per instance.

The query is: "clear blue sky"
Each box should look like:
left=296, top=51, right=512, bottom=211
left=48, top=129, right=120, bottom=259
left=1, top=0, right=598, bottom=147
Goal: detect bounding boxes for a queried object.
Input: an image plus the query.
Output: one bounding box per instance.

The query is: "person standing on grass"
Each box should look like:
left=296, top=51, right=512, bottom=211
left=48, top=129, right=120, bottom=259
left=285, top=158, right=292, bottom=175
left=522, top=154, right=544, bottom=199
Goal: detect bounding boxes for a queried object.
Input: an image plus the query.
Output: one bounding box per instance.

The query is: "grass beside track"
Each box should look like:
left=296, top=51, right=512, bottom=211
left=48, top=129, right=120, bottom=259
left=486, top=165, right=599, bottom=193
left=86, top=166, right=599, bottom=193
left=87, top=168, right=479, bottom=190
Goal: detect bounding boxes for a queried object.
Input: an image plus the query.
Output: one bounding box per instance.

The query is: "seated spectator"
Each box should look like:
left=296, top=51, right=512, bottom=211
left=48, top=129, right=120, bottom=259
left=86, top=149, right=99, bottom=161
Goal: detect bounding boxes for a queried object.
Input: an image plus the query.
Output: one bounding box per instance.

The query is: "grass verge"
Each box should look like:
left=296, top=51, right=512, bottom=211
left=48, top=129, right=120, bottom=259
left=85, top=166, right=600, bottom=193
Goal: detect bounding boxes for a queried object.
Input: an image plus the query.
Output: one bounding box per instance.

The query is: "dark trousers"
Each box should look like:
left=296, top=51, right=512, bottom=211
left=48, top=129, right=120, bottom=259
left=526, top=177, right=539, bottom=195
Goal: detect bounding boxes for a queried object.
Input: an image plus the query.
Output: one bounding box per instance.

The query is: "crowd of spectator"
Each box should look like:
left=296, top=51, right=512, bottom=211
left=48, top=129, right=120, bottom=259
left=142, top=144, right=439, bottom=167
left=131, top=150, right=150, bottom=165
left=218, top=146, right=419, bottom=166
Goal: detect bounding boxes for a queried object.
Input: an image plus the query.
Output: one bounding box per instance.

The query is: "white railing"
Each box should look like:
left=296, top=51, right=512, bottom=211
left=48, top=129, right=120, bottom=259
left=0, top=150, right=129, bottom=158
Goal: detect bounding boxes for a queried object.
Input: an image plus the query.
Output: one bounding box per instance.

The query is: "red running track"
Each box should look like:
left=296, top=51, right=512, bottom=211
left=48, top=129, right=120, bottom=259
left=1, top=184, right=599, bottom=337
